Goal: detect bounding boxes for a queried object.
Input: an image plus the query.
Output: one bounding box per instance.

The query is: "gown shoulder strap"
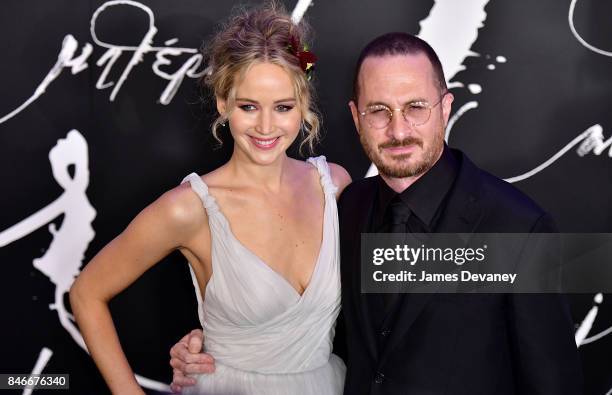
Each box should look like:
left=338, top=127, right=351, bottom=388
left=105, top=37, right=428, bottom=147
left=307, top=156, right=338, bottom=196
left=180, top=172, right=219, bottom=214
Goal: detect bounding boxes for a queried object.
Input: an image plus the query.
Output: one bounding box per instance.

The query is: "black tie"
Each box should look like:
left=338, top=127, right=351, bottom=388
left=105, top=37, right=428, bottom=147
left=382, top=196, right=412, bottom=310
left=388, top=197, right=412, bottom=234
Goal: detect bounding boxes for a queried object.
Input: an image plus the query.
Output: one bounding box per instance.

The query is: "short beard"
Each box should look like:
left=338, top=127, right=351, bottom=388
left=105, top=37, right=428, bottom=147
left=360, top=130, right=444, bottom=178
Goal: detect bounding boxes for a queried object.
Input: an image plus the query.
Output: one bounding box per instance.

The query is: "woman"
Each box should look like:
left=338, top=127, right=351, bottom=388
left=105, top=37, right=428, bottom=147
left=69, top=2, right=351, bottom=394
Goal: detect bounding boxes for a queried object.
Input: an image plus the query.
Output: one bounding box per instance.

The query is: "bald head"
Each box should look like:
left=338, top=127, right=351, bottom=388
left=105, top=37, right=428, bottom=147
left=352, top=32, right=447, bottom=104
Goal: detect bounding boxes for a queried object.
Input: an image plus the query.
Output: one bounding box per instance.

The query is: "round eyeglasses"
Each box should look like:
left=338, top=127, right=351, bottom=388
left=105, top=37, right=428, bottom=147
left=359, top=91, right=448, bottom=129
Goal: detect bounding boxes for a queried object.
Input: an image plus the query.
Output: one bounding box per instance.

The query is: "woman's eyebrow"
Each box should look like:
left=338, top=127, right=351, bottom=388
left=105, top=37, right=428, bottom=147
left=235, top=98, right=296, bottom=104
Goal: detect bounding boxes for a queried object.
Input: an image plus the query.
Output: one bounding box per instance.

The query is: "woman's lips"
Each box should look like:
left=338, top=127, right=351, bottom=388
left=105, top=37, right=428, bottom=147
left=250, top=136, right=280, bottom=150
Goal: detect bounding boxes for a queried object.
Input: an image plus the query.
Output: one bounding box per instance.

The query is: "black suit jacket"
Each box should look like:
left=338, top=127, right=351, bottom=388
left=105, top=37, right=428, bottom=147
left=337, top=149, right=582, bottom=395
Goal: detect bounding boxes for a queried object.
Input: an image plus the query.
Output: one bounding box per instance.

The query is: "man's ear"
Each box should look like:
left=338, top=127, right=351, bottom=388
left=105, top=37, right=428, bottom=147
left=348, top=100, right=361, bottom=135
left=441, top=91, right=454, bottom=126
left=216, top=96, right=227, bottom=119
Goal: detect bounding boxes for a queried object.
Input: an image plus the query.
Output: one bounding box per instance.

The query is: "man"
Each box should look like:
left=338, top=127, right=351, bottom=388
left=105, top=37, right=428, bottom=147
left=170, top=33, right=582, bottom=394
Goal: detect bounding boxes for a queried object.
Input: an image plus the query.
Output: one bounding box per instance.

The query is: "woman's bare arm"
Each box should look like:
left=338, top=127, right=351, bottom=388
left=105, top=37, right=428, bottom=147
left=69, top=183, right=208, bottom=394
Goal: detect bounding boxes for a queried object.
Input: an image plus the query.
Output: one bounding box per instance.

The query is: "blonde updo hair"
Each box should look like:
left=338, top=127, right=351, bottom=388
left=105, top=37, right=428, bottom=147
left=202, top=1, right=321, bottom=155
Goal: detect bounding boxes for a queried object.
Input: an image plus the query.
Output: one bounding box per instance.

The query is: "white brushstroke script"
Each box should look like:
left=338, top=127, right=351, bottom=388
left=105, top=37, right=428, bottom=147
left=0, top=0, right=206, bottom=126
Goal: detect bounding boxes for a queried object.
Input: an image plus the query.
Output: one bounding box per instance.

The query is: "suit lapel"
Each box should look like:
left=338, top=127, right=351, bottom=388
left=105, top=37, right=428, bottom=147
left=378, top=151, right=487, bottom=367
left=348, top=177, right=379, bottom=361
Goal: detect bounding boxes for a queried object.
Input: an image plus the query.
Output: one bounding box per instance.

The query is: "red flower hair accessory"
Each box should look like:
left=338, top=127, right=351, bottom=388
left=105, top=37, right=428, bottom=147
left=288, top=35, right=317, bottom=80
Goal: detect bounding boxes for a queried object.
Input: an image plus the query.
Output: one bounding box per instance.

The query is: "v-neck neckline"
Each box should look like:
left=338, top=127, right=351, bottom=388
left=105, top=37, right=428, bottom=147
left=212, top=185, right=328, bottom=299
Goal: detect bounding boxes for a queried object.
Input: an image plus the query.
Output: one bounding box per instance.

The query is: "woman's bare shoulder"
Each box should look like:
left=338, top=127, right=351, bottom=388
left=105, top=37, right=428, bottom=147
left=327, top=162, right=352, bottom=198
left=153, top=177, right=210, bottom=240
left=296, top=157, right=352, bottom=198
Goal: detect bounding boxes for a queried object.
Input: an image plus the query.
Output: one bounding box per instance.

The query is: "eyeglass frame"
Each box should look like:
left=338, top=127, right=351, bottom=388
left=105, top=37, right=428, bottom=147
left=358, top=90, right=449, bottom=129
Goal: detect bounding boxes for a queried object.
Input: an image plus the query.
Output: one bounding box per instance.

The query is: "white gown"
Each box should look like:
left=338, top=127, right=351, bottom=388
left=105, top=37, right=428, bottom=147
left=180, top=156, right=346, bottom=395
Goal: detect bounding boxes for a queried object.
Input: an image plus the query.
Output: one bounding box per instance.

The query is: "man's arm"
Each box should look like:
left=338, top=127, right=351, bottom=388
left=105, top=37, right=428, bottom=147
left=508, top=214, right=583, bottom=394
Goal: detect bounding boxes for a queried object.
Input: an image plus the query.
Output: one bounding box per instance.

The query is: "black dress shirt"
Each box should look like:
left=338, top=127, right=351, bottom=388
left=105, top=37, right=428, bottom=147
left=371, top=144, right=459, bottom=233
left=367, top=144, right=459, bottom=330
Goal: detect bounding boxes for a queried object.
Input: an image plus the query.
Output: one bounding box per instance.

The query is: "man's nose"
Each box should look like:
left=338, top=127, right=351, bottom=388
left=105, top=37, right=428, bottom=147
left=387, top=108, right=412, bottom=140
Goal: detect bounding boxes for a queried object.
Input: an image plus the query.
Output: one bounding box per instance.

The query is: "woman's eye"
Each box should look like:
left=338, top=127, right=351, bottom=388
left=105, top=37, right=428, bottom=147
left=239, top=104, right=257, bottom=112
left=276, top=104, right=294, bottom=112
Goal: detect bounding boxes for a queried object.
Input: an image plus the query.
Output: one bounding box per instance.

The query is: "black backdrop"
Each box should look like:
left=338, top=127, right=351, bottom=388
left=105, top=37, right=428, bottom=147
left=1, top=1, right=610, bottom=393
